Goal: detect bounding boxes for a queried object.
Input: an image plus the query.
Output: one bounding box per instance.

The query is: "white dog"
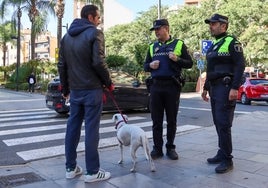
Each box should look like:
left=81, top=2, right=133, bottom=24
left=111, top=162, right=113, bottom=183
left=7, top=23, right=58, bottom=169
left=112, top=113, right=156, bottom=172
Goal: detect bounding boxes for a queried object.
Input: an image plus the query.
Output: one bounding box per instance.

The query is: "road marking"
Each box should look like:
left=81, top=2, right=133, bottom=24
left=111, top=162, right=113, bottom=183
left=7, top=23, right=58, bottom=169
left=1, top=105, right=251, bottom=162
left=180, top=106, right=250, bottom=114
left=16, top=125, right=201, bottom=161
left=0, top=116, right=146, bottom=136
left=3, top=121, right=152, bottom=146
left=0, top=110, right=55, bottom=118
left=0, top=119, right=65, bottom=128
left=0, top=114, right=59, bottom=122
left=0, top=99, right=44, bottom=103
left=0, top=108, right=49, bottom=114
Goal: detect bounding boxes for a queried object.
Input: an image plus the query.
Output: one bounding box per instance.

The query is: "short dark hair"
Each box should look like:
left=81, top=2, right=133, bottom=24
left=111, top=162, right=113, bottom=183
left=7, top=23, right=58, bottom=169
left=80, top=5, right=99, bottom=19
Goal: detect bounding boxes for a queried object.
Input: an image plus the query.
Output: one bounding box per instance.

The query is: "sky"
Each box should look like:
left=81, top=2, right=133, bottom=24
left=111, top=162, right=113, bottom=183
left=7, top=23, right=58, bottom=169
left=20, top=0, right=184, bottom=36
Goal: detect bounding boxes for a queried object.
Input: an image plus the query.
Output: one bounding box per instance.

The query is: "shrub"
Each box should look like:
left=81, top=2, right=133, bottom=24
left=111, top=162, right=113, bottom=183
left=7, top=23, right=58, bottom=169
left=181, top=82, right=197, bottom=92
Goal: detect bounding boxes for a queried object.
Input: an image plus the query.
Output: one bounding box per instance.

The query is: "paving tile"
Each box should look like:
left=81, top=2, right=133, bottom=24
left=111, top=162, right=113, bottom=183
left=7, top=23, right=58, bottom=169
left=1, top=110, right=268, bottom=188
left=109, top=173, right=176, bottom=188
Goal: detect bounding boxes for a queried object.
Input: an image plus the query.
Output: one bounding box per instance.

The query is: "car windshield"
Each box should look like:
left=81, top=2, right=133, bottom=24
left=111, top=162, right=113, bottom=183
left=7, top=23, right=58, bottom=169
left=249, top=79, right=268, bottom=85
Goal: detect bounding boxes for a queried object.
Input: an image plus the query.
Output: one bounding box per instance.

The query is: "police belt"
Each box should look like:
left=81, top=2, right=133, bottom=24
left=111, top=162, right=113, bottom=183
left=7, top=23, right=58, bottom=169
left=210, top=76, right=232, bottom=86
left=153, top=76, right=180, bottom=86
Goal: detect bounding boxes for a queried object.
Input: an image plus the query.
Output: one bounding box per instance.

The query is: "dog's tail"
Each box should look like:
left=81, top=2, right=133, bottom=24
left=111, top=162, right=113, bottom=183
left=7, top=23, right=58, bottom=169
left=142, top=135, right=156, bottom=172
left=141, top=136, right=150, bottom=160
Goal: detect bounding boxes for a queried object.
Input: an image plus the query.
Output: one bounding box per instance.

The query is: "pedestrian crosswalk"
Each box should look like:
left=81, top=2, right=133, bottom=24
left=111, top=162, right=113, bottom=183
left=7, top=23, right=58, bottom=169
left=0, top=109, right=201, bottom=162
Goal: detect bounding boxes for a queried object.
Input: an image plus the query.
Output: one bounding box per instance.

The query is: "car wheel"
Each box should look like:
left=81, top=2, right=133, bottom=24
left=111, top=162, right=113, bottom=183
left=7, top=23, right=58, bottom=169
left=241, top=93, right=251, bottom=105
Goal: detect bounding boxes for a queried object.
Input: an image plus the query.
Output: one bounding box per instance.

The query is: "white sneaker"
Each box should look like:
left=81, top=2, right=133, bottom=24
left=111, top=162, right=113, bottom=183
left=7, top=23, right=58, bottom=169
left=84, top=169, right=111, bottom=183
left=66, top=165, right=83, bottom=179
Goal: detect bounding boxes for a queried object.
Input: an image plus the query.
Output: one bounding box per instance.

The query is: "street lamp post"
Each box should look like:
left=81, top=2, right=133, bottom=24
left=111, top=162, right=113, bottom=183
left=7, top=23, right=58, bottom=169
left=158, top=0, right=161, bottom=19
left=15, top=7, right=22, bottom=91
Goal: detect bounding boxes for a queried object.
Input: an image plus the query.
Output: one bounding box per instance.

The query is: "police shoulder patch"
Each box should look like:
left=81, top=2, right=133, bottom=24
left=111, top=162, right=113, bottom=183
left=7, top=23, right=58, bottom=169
left=234, top=42, right=243, bottom=53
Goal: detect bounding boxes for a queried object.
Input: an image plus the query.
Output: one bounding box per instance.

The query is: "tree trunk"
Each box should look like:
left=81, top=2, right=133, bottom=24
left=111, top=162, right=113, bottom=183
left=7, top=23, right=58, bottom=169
left=30, top=24, right=36, bottom=60
left=56, top=0, right=65, bottom=48
left=57, top=16, right=62, bottom=48
left=2, top=44, right=7, bottom=81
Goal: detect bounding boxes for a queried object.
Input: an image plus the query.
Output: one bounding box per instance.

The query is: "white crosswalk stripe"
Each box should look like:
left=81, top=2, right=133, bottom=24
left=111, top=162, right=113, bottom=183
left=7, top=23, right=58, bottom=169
left=0, top=109, right=201, bottom=161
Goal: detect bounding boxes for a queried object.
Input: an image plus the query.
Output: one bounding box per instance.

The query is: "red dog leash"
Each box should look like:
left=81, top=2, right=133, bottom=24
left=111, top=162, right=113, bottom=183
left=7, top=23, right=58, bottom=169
left=105, top=90, right=127, bottom=124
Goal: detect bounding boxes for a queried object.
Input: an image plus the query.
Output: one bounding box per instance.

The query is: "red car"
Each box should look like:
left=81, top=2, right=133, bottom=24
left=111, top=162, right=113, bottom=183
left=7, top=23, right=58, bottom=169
left=237, top=77, right=268, bottom=105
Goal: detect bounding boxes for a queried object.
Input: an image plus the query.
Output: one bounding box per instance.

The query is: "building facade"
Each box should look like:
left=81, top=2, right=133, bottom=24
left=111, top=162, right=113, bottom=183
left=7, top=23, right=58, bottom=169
left=184, top=0, right=202, bottom=5
left=0, top=29, right=57, bottom=67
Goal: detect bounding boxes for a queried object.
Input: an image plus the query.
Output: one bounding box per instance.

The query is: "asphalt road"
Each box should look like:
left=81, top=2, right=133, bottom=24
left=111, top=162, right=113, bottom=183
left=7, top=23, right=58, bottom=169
left=0, top=88, right=267, bottom=166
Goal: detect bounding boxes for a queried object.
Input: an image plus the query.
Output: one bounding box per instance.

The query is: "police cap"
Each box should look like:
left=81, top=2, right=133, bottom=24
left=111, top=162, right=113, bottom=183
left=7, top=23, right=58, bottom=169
left=205, top=13, right=229, bottom=24
left=150, top=19, right=169, bottom=31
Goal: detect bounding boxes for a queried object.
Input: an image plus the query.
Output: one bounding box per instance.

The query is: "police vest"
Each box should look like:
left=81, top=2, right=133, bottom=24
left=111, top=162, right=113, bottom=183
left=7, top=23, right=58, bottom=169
left=149, top=39, right=183, bottom=77
left=206, top=36, right=235, bottom=79
left=213, top=36, right=233, bottom=55
left=149, top=39, right=183, bottom=58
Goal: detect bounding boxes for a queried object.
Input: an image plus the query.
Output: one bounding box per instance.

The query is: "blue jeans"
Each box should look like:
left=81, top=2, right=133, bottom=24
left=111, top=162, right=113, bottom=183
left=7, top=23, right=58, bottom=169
left=65, top=89, right=103, bottom=174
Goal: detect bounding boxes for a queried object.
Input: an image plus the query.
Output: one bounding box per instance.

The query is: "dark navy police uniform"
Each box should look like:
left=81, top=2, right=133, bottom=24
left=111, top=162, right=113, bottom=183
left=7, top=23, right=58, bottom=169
left=144, top=34, right=193, bottom=158
left=203, top=14, right=245, bottom=172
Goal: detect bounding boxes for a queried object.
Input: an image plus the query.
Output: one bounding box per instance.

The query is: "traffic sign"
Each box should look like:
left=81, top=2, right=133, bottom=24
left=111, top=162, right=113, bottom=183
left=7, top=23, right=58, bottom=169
left=197, top=60, right=204, bottom=70
left=201, top=40, right=212, bottom=55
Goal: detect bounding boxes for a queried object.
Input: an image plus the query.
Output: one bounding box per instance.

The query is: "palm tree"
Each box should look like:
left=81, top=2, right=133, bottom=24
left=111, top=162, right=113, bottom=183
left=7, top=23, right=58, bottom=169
left=54, top=0, right=64, bottom=48
left=0, top=21, right=16, bottom=80
left=1, top=0, right=55, bottom=60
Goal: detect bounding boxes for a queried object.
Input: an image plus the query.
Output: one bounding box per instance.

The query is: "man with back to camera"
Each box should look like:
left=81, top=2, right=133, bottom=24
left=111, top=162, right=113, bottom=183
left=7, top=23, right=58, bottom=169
left=201, top=13, right=245, bottom=173
left=58, top=4, right=113, bottom=183
left=27, top=72, right=36, bottom=93
left=144, top=19, right=193, bottom=160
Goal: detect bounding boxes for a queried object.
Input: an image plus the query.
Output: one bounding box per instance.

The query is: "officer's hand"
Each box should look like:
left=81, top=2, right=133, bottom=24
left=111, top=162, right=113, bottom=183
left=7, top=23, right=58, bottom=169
left=150, top=60, right=160, bottom=69
left=201, top=90, right=209, bottom=102
left=168, top=52, right=178, bottom=62
left=229, top=89, right=238, bottom=101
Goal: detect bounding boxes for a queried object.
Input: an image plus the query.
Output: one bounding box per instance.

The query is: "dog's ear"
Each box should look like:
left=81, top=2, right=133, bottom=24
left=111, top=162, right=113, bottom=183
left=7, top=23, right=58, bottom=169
left=112, top=114, right=118, bottom=122
left=123, top=114, right=128, bottom=121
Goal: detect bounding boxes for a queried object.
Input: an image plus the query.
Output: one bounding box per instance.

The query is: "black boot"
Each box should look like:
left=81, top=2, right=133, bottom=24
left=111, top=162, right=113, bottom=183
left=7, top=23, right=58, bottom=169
left=215, top=160, right=233, bottom=173
left=166, top=149, right=178, bottom=160
left=150, top=147, right=163, bottom=159
left=207, top=155, right=222, bottom=164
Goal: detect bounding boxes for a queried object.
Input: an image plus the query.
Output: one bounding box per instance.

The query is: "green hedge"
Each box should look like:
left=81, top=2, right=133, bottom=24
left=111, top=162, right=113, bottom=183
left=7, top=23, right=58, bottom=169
left=181, top=82, right=196, bottom=92
left=4, top=80, right=49, bottom=93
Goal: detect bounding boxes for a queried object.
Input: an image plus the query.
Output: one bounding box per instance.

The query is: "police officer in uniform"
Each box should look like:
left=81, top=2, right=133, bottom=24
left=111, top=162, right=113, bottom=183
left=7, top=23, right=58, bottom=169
left=144, top=19, right=193, bottom=160
left=201, top=14, right=245, bottom=173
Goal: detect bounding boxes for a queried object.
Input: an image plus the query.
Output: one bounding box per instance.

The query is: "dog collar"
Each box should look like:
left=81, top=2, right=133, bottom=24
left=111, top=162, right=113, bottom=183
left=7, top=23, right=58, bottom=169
left=115, top=120, right=125, bottom=129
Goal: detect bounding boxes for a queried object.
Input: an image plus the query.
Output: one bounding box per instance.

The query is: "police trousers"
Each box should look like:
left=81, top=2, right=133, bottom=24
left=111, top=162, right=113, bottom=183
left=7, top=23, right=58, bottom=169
left=150, top=79, right=181, bottom=151
left=210, top=82, right=236, bottom=160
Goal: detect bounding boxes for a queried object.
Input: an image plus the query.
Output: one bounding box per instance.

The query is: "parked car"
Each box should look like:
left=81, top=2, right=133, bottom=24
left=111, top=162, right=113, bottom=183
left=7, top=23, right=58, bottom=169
left=237, top=77, right=268, bottom=105
left=45, top=70, right=150, bottom=114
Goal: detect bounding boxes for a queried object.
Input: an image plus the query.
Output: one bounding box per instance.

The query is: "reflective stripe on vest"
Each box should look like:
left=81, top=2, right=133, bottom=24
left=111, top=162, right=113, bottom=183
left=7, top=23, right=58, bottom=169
left=214, top=36, right=234, bottom=53
left=149, top=39, right=183, bottom=57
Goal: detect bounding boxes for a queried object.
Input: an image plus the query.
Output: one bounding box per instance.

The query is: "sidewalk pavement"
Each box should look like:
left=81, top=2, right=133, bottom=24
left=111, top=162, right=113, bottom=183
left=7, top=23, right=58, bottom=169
left=1, top=93, right=268, bottom=187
